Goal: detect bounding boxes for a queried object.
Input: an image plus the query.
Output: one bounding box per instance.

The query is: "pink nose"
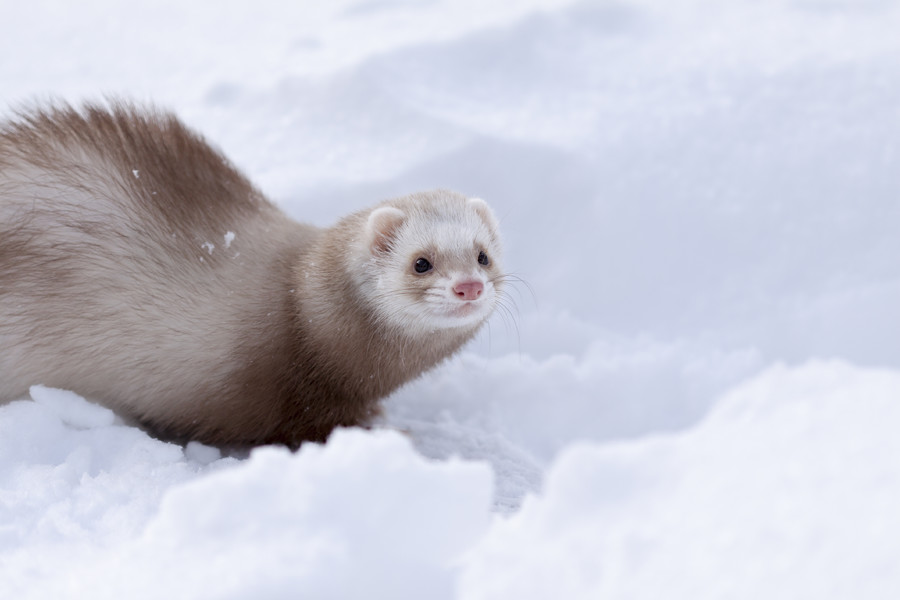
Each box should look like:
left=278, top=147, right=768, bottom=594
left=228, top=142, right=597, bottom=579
left=453, top=280, right=483, bottom=301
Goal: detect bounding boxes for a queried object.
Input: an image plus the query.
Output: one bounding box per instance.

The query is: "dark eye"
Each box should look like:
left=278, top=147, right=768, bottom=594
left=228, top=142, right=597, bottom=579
left=478, top=251, right=490, bottom=266
left=414, top=257, right=432, bottom=273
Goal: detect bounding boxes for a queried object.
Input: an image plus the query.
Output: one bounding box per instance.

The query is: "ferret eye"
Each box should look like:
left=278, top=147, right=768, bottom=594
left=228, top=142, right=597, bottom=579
left=478, top=251, right=490, bottom=266
left=414, top=257, right=433, bottom=273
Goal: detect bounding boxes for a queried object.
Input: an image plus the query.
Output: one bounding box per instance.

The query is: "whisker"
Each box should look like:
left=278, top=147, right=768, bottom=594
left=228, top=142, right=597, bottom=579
left=492, top=272, right=537, bottom=308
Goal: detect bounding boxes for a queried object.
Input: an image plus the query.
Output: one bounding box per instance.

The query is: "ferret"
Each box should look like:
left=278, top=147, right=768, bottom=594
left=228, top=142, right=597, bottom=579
left=0, top=101, right=504, bottom=448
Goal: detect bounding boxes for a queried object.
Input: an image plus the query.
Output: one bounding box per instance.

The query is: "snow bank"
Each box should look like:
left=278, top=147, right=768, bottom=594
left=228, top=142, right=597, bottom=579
left=386, top=338, right=762, bottom=510
left=5, top=363, right=900, bottom=598
left=81, top=431, right=490, bottom=600
left=391, top=339, right=763, bottom=460
left=0, top=389, right=209, bottom=597
left=1, top=389, right=491, bottom=599
left=460, top=360, right=900, bottom=599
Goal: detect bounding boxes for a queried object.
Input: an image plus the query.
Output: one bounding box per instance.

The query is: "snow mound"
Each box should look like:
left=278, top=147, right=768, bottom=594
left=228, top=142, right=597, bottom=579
left=459, top=360, right=900, bottom=599
left=4, top=427, right=492, bottom=600
left=29, top=385, right=116, bottom=429
left=6, top=362, right=898, bottom=598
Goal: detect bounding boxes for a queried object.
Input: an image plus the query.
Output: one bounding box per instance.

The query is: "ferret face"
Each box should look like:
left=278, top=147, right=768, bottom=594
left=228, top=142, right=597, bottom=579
left=362, top=193, right=503, bottom=336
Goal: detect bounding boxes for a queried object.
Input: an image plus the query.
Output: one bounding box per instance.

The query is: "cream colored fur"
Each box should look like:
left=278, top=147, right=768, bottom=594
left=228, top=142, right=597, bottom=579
left=0, top=102, right=503, bottom=447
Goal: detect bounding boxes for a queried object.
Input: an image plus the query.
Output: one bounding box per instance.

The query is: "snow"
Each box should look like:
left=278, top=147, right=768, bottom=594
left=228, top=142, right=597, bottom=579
left=2, top=0, right=900, bottom=597
left=459, top=361, right=900, bottom=599
left=28, top=385, right=117, bottom=429
left=10, top=427, right=491, bottom=600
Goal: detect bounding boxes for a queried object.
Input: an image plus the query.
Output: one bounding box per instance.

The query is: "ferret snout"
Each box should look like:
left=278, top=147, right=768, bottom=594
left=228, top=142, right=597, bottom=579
left=453, top=280, right=484, bottom=301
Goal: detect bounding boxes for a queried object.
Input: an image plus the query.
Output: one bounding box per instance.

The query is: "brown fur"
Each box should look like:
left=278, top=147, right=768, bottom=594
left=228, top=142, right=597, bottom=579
left=0, top=101, right=496, bottom=448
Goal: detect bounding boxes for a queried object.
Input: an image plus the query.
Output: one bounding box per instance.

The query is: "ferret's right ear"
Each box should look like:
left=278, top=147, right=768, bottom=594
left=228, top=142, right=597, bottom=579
left=468, top=197, right=500, bottom=233
left=366, top=206, right=406, bottom=254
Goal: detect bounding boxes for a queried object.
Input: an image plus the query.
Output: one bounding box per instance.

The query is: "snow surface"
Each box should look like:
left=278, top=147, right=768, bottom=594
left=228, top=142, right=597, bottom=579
left=2, top=0, right=900, bottom=597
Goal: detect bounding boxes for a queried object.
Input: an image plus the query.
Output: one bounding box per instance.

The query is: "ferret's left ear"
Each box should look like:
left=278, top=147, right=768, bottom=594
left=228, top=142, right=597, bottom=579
left=468, top=197, right=499, bottom=232
left=366, top=206, right=406, bottom=254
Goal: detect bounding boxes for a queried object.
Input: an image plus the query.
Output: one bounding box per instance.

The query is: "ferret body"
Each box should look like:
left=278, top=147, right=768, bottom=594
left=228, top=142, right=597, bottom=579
left=0, top=102, right=503, bottom=447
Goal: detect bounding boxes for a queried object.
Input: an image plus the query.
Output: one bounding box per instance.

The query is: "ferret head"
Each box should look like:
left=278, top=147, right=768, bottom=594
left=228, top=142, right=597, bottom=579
left=358, top=190, right=503, bottom=336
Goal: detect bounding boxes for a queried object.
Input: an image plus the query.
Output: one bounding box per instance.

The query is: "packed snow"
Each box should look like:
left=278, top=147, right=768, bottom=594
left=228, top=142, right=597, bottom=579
left=2, top=0, right=899, bottom=597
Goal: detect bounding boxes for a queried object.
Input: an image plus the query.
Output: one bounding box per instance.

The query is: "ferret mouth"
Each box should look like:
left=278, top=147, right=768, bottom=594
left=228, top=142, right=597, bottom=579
left=432, top=298, right=492, bottom=326
left=449, top=301, right=482, bottom=317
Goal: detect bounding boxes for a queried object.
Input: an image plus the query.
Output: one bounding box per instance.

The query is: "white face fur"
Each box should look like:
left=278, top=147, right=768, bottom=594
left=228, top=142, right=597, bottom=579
left=362, top=195, right=503, bottom=336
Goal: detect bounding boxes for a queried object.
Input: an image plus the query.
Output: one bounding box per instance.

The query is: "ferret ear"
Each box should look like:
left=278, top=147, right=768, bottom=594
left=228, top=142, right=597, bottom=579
left=468, top=197, right=499, bottom=232
left=366, top=206, right=406, bottom=254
